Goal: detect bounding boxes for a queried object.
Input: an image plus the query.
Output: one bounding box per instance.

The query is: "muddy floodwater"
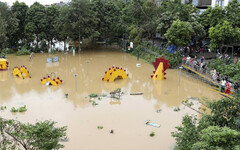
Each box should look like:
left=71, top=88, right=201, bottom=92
left=0, top=49, right=221, bottom=150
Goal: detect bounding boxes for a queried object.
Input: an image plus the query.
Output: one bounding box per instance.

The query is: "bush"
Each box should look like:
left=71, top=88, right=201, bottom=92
left=6, top=48, right=14, bottom=54
left=208, top=58, right=240, bottom=82
left=0, top=118, right=67, bottom=150
left=16, top=46, right=30, bottom=56
left=11, top=107, right=18, bottom=112
left=131, top=41, right=182, bottom=68
left=172, top=95, right=240, bottom=149
left=50, top=48, right=59, bottom=54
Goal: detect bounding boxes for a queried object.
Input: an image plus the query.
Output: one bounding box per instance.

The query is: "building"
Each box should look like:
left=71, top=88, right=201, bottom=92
left=212, top=0, right=240, bottom=7
left=45, top=1, right=67, bottom=7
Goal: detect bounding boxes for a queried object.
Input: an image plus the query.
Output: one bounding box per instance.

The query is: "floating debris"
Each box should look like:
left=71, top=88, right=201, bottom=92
left=156, top=109, right=162, bottom=113
left=145, top=120, right=161, bottom=128
left=65, top=94, right=68, bottom=98
left=136, top=63, right=141, bottom=67
left=130, top=92, right=143, bottom=95
left=97, top=126, right=103, bottom=129
left=187, top=97, right=199, bottom=101
left=110, top=130, right=114, bottom=134
left=110, top=88, right=123, bottom=99
left=149, top=131, right=155, bottom=137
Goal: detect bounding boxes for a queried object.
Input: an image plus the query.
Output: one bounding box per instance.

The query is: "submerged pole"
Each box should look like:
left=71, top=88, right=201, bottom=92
left=178, top=66, right=183, bottom=86
left=74, top=74, right=78, bottom=91
left=86, top=60, right=89, bottom=75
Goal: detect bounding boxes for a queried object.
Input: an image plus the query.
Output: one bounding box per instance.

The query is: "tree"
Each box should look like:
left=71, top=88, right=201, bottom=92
left=0, top=117, right=67, bottom=150
left=11, top=1, right=28, bottom=46
left=0, top=2, right=18, bottom=49
left=56, top=5, right=71, bottom=51
left=25, top=2, right=46, bottom=51
left=91, top=0, right=125, bottom=42
left=172, top=95, right=240, bottom=150
left=0, top=12, right=7, bottom=49
left=156, top=11, right=179, bottom=35
left=45, top=6, right=59, bottom=49
left=66, top=0, right=99, bottom=50
left=165, top=20, right=193, bottom=47
left=209, top=21, right=240, bottom=50
left=198, top=6, right=226, bottom=33
left=225, top=0, right=240, bottom=28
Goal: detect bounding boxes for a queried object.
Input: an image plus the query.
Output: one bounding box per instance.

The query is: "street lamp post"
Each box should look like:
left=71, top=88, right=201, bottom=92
left=74, top=74, right=78, bottom=91
left=178, top=66, right=183, bottom=86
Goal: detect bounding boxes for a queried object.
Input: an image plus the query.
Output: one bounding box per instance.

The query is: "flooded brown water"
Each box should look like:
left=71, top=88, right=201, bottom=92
left=0, top=49, right=221, bottom=150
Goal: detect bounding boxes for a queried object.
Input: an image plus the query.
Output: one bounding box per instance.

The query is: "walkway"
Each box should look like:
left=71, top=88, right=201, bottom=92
left=181, top=64, right=219, bottom=86
left=181, top=64, right=234, bottom=99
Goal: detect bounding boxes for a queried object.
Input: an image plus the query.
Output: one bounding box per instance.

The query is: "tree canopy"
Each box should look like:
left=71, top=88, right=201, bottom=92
left=0, top=0, right=239, bottom=51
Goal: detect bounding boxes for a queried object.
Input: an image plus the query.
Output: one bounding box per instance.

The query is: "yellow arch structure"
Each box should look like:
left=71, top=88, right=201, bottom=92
left=13, top=66, right=31, bottom=79
left=102, top=66, right=128, bottom=82
left=0, top=58, right=8, bottom=71
left=41, top=73, right=62, bottom=86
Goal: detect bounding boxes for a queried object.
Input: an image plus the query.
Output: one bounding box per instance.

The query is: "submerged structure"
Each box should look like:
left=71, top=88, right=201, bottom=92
left=102, top=66, right=128, bottom=82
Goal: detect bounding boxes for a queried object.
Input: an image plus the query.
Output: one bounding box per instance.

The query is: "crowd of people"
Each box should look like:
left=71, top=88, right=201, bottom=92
left=182, top=55, right=240, bottom=95
left=182, top=55, right=207, bottom=73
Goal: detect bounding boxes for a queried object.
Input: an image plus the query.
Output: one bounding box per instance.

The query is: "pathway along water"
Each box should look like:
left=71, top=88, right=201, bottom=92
left=0, top=49, right=221, bottom=150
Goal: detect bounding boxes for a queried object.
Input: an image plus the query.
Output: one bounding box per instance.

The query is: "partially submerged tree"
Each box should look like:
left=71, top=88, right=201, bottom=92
left=25, top=2, right=46, bottom=51
left=11, top=1, right=28, bottom=47
left=0, top=118, right=67, bottom=150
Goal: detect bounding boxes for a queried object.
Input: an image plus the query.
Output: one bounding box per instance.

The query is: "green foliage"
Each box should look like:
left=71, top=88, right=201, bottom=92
left=208, top=58, right=240, bottom=82
left=16, top=46, right=30, bottom=56
left=11, top=1, right=28, bottom=47
left=173, top=107, right=180, bottom=112
left=10, top=107, right=18, bottom=112
left=225, top=0, right=240, bottom=28
left=97, top=126, right=103, bottom=129
left=0, top=106, right=6, bottom=110
left=131, top=41, right=182, bottom=68
left=0, top=117, right=67, bottom=149
left=192, top=126, right=240, bottom=149
left=49, top=48, right=59, bottom=54
left=209, top=21, right=240, bottom=50
left=18, top=105, right=27, bottom=112
left=5, top=48, right=14, bottom=54
left=10, top=105, right=27, bottom=112
left=89, top=93, right=98, bottom=98
left=25, top=2, right=46, bottom=50
left=172, top=95, right=240, bottom=149
left=165, top=20, right=193, bottom=47
left=129, top=25, right=142, bottom=47
left=149, top=131, right=155, bottom=137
